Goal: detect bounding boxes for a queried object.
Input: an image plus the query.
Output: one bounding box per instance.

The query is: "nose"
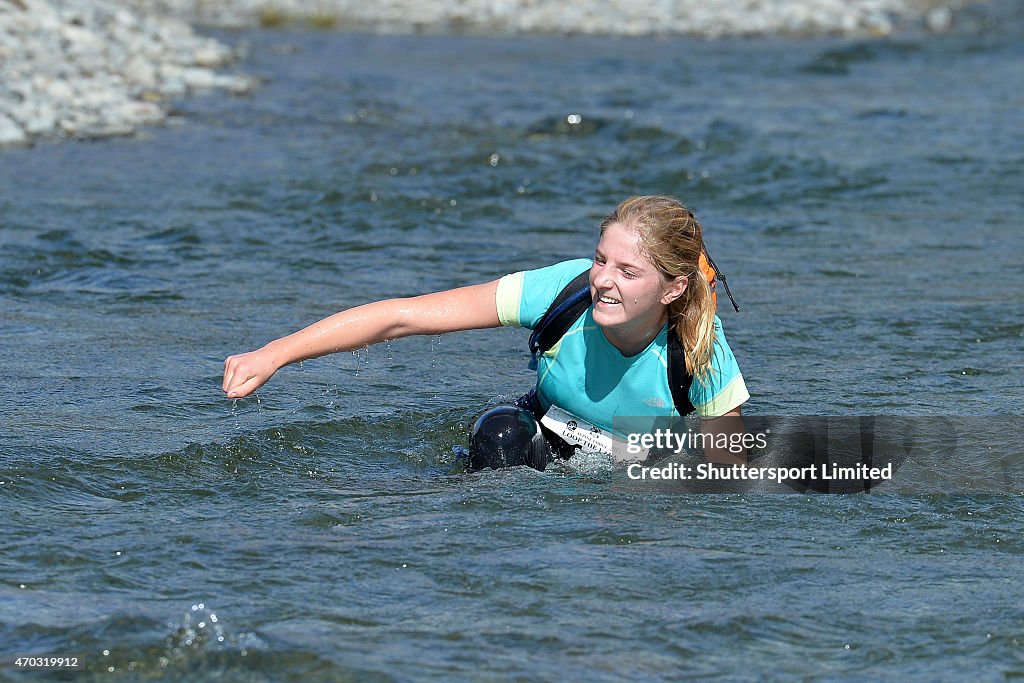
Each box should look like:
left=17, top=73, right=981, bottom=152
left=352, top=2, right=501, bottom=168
left=591, top=264, right=613, bottom=289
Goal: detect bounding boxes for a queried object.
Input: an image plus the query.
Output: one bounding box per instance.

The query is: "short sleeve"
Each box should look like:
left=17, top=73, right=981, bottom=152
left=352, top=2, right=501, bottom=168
left=688, top=317, right=749, bottom=417
left=495, top=258, right=593, bottom=329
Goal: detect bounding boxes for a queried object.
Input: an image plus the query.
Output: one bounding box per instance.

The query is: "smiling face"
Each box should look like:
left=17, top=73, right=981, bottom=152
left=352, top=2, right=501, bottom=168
left=590, top=221, right=687, bottom=356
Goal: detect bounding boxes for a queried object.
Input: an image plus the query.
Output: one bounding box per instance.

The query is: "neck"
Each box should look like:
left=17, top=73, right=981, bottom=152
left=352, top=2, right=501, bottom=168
left=600, top=312, right=668, bottom=357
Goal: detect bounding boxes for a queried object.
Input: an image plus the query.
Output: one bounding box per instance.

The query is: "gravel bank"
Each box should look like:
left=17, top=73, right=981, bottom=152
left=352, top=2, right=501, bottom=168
left=0, top=0, right=251, bottom=147
left=0, top=0, right=986, bottom=148
left=142, top=0, right=972, bottom=36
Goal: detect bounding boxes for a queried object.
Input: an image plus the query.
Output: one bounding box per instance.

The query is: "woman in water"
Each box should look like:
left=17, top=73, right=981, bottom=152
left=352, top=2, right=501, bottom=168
left=222, top=195, right=749, bottom=470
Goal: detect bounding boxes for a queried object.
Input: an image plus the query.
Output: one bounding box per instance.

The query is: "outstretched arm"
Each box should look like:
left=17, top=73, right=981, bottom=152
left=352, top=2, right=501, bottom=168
left=222, top=280, right=500, bottom=398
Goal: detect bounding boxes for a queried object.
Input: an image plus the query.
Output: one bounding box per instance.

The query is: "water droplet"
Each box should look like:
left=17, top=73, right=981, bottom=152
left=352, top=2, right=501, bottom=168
left=385, top=339, right=393, bottom=360
left=488, top=153, right=500, bottom=166
left=449, top=199, right=457, bottom=206
left=103, top=650, right=110, bottom=656
left=370, top=192, right=378, bottom=202
left=567, top=113, right=582, bottom=125
left=389, top=167, right=398, bottom=175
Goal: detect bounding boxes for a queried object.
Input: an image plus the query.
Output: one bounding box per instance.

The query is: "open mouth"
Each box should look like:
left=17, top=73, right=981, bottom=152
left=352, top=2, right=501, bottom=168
left=597, top=294, right=622, bottom=305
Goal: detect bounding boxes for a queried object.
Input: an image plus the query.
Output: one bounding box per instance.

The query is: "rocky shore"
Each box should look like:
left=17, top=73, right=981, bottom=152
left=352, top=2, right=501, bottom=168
left=0, top=0, right=985, bottom=148
left=142, top=0, right=969, bottom=37
left=0, top=0, right=251, bottom=147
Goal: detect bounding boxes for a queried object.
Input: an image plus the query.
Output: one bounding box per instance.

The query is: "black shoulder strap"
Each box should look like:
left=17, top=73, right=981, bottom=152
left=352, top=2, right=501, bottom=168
left=526, top=268, right=697, bottom=417
left=667, top=333, right=696, bottom=417
left=528, top=270, right=591, bottom=367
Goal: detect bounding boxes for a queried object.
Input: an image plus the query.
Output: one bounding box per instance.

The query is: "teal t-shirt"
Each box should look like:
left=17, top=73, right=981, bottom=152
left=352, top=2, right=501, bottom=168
left=496, top=259, right=749, bottom=433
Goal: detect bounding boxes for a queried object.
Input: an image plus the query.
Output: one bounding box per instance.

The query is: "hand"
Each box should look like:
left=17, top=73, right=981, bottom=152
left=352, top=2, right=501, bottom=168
left=222, top=347, right=280, bottom=398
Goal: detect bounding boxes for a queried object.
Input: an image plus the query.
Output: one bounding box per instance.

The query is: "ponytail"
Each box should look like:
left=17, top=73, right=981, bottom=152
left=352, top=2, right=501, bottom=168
left=669, top=266, right=717, bottom=382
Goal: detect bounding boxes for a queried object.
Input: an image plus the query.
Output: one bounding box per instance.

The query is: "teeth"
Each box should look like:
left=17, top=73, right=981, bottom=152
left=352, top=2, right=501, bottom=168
left=599, top=295, right=621, bottom=304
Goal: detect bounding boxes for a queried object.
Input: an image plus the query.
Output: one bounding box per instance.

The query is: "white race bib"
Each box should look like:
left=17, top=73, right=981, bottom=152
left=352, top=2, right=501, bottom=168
left=540, top=405, right=647, bottom=461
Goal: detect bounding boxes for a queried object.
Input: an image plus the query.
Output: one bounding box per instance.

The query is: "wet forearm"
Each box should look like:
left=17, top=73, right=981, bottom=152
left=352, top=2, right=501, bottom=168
left=261, top=299, right=407, bottom=368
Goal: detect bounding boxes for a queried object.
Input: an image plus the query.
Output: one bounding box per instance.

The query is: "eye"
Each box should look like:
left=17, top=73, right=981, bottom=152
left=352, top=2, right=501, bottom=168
left=594, top=254, right=606, bottom=265
left=622, top=270, right=638, bottom=279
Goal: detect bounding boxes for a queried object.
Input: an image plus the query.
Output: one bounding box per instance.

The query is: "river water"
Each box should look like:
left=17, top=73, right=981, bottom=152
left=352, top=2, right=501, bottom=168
left=1, top=4, right=1023, bottom=680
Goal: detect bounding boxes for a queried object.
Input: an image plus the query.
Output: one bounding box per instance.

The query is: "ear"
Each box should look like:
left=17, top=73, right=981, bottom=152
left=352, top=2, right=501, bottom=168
left=661, top=275, right=687, bottom=305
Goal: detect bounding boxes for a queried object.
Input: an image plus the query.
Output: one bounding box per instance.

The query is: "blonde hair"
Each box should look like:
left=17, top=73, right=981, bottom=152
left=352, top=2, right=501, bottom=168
left=599, top=195, right=717, bottom=381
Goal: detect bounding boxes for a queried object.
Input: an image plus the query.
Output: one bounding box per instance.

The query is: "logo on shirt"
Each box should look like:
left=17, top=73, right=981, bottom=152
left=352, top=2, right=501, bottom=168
left=643, top=397, right=666, bottom=408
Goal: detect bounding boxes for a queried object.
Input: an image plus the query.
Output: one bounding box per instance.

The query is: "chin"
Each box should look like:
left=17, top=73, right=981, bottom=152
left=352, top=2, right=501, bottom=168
left=592, top=308, right=623, bottom=329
